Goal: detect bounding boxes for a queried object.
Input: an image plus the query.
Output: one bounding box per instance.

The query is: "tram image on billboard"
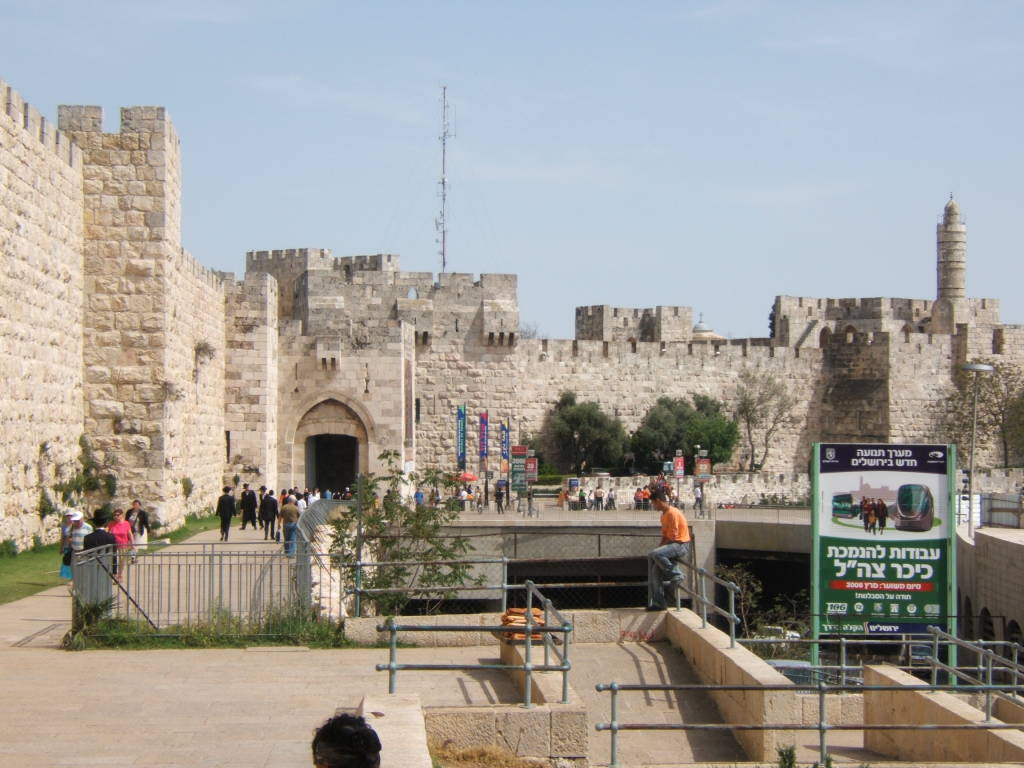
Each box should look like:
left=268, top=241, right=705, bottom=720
left=831, top=493, right=858, bottom=518
left=894, top=483, right=934, bottom=532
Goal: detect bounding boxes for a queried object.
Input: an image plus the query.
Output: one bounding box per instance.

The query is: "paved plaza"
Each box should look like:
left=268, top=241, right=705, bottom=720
left=0, top=524, right=944, bottom=767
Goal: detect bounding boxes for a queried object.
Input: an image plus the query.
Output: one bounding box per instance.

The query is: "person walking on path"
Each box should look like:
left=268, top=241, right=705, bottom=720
left=259, top=489, right=280, bottom=541
left=216, top=486, right=235, bottom=542
left=126, top=499, right=149, bottom=561
left=647, top=486, right=692, bottom=611
left=280, top=495, right=300, bottom=555
left=107, top=508, right=134, bottom=579
left=239, top=483, right=259, bottom=530
left=82, top=510, right=119, bottom=577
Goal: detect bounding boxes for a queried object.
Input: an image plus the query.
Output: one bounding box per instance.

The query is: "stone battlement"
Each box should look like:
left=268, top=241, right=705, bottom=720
left=0, top=79, right=79, bottom=169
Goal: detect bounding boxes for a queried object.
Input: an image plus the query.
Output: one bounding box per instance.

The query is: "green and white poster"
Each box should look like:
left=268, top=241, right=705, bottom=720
left=811, top=443, right=956, bottom=644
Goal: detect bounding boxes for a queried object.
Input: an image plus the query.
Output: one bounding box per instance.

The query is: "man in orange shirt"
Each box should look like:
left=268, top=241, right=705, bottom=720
left=647, top=486, right=692, bottom=611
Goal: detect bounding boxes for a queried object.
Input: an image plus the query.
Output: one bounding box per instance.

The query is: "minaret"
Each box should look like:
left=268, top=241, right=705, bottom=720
left=937, top=196, right=966, bottom=299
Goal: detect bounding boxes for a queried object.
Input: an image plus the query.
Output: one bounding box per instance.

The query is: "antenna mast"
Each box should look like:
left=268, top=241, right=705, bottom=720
left=436, top=86, right=455, bottom=273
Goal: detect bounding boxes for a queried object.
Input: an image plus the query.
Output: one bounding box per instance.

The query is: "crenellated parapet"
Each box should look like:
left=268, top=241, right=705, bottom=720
left=575, top=304, right=694, bottom=343
left=1, top=79, right=81, bottom=170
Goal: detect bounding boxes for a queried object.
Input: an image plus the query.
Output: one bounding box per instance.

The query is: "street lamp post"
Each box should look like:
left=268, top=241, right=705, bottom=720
left=962, top=362, right=994, bottom=539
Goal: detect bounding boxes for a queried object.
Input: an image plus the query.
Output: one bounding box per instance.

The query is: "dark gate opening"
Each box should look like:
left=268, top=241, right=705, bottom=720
left=307, top=434, right=358, bottom=493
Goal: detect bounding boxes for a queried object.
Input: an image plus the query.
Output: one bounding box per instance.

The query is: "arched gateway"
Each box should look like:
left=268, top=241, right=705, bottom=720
left=289, top=398, right=371, bottom=492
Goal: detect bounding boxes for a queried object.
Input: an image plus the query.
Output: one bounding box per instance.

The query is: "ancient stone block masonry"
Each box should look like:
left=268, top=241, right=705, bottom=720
left=0, top=79, right=84, bottom=546
left=3, top=73, right=1024, bottom=549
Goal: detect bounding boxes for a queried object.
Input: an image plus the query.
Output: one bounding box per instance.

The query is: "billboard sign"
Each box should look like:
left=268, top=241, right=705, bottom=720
left=525, top=457, right=539, bottom=482
left=812, top=443, right=956, bottom=641
left=673, top=456, right=686, bottom=478
left=511, top=445, right=528, bottom=493
left=695, top=457, right=712, bottom=478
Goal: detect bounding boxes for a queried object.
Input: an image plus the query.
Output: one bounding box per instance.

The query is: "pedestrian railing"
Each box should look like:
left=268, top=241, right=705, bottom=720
left=739, top=630, right=1024, bottom=693
left=594, top=679, right=1024, bottom=767
left=375, top=580, right=573, bottom=706
left=71, top=540, right=334, bottom=632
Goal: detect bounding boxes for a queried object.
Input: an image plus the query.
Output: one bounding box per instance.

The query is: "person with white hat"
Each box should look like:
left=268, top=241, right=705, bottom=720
left=67, top=511, right=93, bottom=555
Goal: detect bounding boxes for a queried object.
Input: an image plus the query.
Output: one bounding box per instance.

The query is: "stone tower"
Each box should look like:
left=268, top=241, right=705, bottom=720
left=937, top=196, right=967, bottom=299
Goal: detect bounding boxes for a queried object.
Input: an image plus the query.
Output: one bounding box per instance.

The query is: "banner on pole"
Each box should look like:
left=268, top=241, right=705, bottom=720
left=479, top=411, right=489, bottom=458
left=811, top=443, right=955, bottom=638
left=456, top=405, right=466, bottom=470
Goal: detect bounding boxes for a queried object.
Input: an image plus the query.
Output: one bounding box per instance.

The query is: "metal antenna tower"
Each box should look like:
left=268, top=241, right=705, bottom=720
left=435, top=86, right=455, bottom=273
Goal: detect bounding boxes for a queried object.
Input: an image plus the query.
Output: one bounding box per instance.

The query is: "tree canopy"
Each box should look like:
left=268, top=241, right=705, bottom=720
left=733, top=369, right=797, bottom=472
left=539, top=392, right=626, bottom=474
left=329, top=451, right=478, bottom=616
left=630, top=395, right=738, bottom=474
left=944, top=360, right=1024, bottom=468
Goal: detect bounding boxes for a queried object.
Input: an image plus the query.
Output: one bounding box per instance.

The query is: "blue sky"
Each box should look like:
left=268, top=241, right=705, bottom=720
left=4, top=1, right=1023, bottom=339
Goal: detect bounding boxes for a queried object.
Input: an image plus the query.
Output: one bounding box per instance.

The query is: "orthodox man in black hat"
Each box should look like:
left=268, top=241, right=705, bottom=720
left=216, top=486, right=236, bottom=542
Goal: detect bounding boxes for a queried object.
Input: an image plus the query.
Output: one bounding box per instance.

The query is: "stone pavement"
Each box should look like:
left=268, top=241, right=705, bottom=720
left=0, top=523, right=951, bottom=767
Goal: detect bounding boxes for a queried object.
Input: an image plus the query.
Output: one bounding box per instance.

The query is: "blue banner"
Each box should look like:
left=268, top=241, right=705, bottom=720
left=479, top=411, right=489, bottom=458
left=456, top=405, right=466, bottom=469
left=500, top=421, right=510, bottom=460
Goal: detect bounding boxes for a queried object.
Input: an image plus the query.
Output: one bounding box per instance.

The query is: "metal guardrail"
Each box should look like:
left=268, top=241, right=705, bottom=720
left=594, top=679, right=1024, bottom=767
left=924, top=626, right=1024, bottom=715
left=71, top=541, right=331, bottom=632
left=375, top=580, right=573, bottom=707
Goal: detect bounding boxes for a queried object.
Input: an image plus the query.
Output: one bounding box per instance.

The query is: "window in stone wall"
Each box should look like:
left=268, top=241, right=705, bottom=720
left=488, top=332, right=495, bottom=345
left=321, top=357, right=327, bottom=371
left=993, top=328, right=1005, bottom=354
left=225, top=431, right=231, bottom=464
left=415, top=398, right=421, bottom=423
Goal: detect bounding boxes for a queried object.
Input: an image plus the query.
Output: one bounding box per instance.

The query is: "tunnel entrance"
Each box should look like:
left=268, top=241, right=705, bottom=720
left=305, top=434, right=359, bottom=493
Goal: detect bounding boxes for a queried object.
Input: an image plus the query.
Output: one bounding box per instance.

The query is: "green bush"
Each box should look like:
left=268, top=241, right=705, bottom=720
left=0, top=539, right=18, bottom=558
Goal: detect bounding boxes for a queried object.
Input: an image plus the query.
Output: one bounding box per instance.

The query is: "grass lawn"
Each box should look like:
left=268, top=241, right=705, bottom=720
left=0, top=513, right=222, bottom=606
left=0, top=543, right=66, bottom=605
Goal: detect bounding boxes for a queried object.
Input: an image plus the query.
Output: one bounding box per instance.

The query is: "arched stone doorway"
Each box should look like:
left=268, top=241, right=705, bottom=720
left=292, top=398, right=369, bottom=492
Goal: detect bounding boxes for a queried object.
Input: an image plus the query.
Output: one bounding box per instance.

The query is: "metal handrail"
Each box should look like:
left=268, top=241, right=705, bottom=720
left=594, top=679, right=1024, bottom=767
left=679, top=556, right=741, bottom=646
left=374, top=580, right=573, bottom=707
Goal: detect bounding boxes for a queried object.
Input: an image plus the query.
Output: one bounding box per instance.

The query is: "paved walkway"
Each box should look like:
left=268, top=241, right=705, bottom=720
left=0, top=523, right=900, bottom=767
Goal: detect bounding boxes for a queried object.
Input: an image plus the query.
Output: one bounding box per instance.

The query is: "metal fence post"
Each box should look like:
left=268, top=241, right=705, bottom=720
left=984, top=649, right=994, bottom=721
left=500, top=557, right=509, bottom=614
left=699, top=573, right=708, bottom=628
left=207, top=545, right=215, bottom=622
left=562, top=622, right=572, bottom=704
left=817, top=681, right=828, bottom=763
left=840, top=637, right=847, bottom=689
left=931, top=629, right=940, bottom=686
left=387, top=617, right=398, bottom=694
left=727, top=585, right=736, bottom=647
left=523, top=583, right=534, bottom=708
left=609, top=682, right=620, bottom=768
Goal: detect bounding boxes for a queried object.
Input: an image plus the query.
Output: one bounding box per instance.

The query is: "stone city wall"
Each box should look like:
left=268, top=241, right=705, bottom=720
left=0, top=79, right=85, bottom=547
left=58, top=103, right=226, bottom=530
left=223, top=271, right=279, bottom=486
left=414, top=336, right=824, bottom=475
left=159, top=243, right=227, bottom=523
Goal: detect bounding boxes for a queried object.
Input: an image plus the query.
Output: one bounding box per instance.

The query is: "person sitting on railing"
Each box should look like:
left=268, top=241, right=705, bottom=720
left=646, top=486, right=692, bottom=612
left=311, top=713, right=381, bottom=768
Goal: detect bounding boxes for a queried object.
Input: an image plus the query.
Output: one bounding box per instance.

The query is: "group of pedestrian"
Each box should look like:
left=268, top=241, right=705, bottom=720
left=217, top=483, right=307, bottom=554
left=560, top=485, right=617, bottom=510
left=59, top=500, right=151, bottom=580
left=860, top=496, right=889, bottom=534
